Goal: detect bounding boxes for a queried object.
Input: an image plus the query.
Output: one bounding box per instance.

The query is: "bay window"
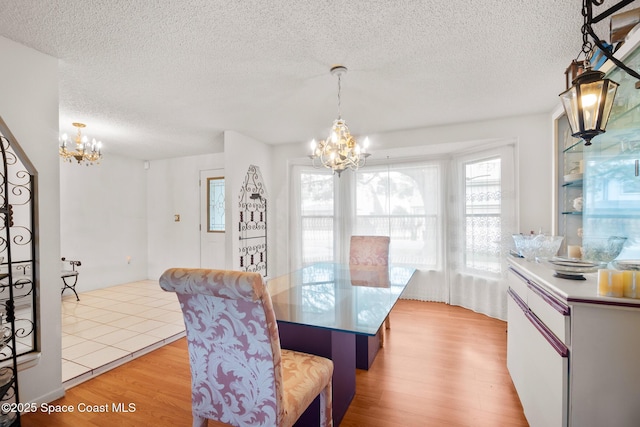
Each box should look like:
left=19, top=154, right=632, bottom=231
left=291, top=142, right=516, bottom=319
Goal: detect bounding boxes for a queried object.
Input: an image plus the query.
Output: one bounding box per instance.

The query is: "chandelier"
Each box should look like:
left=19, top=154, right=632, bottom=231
left=559, top=0, right=640, bottom=146
left=309, top=65, right=370, bottom=176
left=59, top=122, right=103, bottom=165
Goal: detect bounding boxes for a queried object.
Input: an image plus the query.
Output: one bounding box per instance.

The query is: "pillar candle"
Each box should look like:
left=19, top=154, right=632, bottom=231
left=598, top=269, right=610, bottom=296
left=610, top=271, right=624, bottom=297
left=568, top=245, right=582, bottom=259
left=623, top=271, right=637, bottom=298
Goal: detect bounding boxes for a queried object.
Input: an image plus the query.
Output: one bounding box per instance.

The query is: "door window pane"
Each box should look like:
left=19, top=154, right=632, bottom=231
left=207, top=177, right=225, bottom=232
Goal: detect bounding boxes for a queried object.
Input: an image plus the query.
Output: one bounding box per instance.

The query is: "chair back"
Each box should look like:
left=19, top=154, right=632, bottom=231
left=159, top=268, right=285, bottom=426
left=349, top=235, right=390, bottom=266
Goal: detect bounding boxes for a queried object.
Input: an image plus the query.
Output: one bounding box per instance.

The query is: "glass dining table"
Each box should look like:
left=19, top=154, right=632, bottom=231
left=267, top=262, right=416, bottom=426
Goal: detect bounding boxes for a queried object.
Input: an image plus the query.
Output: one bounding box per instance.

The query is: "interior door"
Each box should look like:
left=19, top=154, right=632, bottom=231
left=200, top=168, right=226, bottom=269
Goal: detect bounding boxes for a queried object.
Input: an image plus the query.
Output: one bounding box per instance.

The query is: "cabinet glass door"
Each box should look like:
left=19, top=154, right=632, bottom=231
left=556, top=112, right=584, bottom=256
left=583, top=46, right=640, bottom=259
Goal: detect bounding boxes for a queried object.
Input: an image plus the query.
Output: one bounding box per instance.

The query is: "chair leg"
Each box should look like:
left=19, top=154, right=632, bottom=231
left=61, top=275, right=80, bottom=301
left=319, top=379, right=333, bottom=427
left=192, top=414, right=208, bottom=427
left=378, top=314, right=390, bottom=348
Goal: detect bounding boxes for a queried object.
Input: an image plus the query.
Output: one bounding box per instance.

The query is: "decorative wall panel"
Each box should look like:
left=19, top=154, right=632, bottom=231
left=239, top=165, right=267, bottom=277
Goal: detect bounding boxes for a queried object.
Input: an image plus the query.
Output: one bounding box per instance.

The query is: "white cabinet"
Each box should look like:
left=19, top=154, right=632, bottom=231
left=507, top=258, right=640, bottom=427
left=569, top=303, right=640, bottom=427
left=507, top=269, right=569, bottom=427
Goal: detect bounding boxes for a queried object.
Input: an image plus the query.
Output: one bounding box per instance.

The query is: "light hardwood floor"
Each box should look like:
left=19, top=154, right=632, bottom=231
left=22, top=300, right=528, bottom=426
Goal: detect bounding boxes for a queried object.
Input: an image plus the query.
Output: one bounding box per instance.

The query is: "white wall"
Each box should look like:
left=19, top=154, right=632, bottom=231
left=61, top=133, right=266, bottom=284
left=60, top=154, right=148, bottom=291
left=147, top=152, right=224, bottom=280
left=146, top=130, right=272, bottom=280
left=271, top=113, right=553, bottom=277
left=368, top=114, right=554, bottom=235
left=55, top=102, right=549, bottom=281
left=223, top=131, right=272, bottom=273
left=0, top=36, right=63, bottom=403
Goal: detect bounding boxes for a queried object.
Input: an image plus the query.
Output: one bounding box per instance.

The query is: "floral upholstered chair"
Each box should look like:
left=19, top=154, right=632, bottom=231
left=349, top=235, right=391, bottom=268
left=159, top=268, right=333, bottom=427
left=349, top=236, right=391, bottom=345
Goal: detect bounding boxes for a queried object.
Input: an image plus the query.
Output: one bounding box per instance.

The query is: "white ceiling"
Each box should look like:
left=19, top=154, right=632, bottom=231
left=0, top=1, right=625, bottom=160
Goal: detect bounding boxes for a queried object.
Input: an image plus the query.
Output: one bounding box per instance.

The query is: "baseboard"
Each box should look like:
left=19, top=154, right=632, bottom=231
left=26, top=386, right=65, bottom=406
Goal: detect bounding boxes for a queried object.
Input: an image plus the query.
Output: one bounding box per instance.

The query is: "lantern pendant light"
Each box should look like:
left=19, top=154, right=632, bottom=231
left=557, top=0, right=640, bottom=146
left=559, top=66, right=618, bottom=146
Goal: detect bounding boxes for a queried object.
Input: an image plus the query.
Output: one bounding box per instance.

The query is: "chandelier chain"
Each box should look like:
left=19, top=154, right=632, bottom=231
left=337, top=73, right=342, bottom=119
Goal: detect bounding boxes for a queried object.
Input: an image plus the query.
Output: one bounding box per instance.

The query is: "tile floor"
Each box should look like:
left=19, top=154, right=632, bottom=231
left=61, top=280, right=185, bottom=388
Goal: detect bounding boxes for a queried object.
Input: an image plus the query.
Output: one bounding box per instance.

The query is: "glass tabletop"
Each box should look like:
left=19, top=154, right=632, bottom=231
left=267, top=263, right=416, bottom=336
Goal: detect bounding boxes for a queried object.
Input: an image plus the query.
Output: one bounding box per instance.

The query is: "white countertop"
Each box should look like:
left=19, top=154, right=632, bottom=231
left=507, top=256, right=640, bottom=307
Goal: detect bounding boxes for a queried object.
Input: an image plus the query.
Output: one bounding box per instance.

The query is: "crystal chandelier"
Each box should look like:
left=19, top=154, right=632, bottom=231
left=309, top=66, right=370, bottom=176
left=59, top=122, right=103, bottom=165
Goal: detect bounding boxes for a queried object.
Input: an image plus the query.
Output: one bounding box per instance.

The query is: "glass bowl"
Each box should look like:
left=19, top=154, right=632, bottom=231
left=581, top=236, right=627, bottom=263
left=512, top=234, right=564, bottom=261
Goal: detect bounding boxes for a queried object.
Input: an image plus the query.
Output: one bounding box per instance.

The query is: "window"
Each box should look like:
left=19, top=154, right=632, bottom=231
left=294, top=163, right=443, bottom=268
left=299, top=171, right=334, bottom=264
left=354, top=164, right=442, bottom=268
left=207, top=177, right=225, bottom=232
left=463, top=157, right=502, bottom=273
left=292, top=142, right=515, bottom=318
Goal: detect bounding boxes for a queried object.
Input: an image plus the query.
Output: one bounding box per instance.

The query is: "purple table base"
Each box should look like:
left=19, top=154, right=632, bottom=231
left=355, top=330, right=381, bottom=370
left=277, top=321, right=355, bottom=426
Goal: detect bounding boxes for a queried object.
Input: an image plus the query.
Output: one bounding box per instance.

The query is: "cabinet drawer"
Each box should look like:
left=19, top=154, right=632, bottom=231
left=507, top=267, right=529, bottom=303
left=526, top=279, right=570, bottom=346
left=507, top=290, right=569, bottom=427
left=508, top=266, right=570, bottom=345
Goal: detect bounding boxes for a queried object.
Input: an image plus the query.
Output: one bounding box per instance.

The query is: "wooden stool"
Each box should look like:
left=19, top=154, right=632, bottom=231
left=61, top=257, right=81, bottom=301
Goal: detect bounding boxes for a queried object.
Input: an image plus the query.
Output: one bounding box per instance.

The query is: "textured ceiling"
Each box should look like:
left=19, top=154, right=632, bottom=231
left=0, top=1, right=628, bottom=160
